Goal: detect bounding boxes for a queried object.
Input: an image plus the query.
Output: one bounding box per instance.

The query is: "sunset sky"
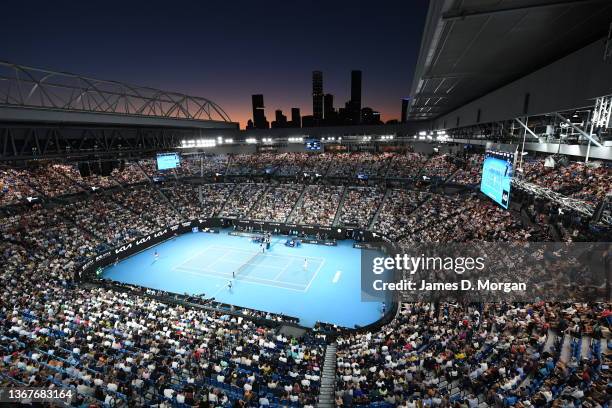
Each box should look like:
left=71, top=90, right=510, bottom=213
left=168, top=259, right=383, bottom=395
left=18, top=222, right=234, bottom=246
left=1, top=0, right=428, bottom=128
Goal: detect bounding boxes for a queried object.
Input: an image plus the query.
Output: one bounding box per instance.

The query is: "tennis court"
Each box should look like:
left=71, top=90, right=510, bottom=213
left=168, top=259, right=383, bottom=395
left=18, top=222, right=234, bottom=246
left=175, top=244, right=325, bottom=292
left=101, top=230, right=384, bottom=328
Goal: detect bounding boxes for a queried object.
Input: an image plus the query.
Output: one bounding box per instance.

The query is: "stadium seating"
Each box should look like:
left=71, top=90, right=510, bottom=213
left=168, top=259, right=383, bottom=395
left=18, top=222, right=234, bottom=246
left=0, top=151, right=609, bottom=407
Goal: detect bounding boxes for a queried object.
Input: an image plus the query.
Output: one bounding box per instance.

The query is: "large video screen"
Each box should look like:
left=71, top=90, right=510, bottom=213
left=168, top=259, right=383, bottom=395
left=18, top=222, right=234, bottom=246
left=156, top=152, right=180, bottom=170
left=480, top=156, right=512, bottom=209
left=305, top=140, right=321, bottom=151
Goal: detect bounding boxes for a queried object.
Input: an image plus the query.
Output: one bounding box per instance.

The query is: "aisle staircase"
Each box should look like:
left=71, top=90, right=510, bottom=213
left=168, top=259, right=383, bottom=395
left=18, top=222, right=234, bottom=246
left=155, top=186, right=184, bottom=220
left=216, top=183, right=238, bottom=216
left=318, top=342, right=337, bottom=408
left=443, top=168, right=462, bottom=184
left=559, top=333, right=572, bottom=363
left=52, top=166, right=88, bottom=195
left=286, top=185, right=308, bottom=222
left=136, top=161, right=152, bottom=183
left=332, top=187, right=348, bottom=226
left=369, top=188, right=391, bottom=230
left=543, top=329, right=558, bottom=353
left=245, top=184, right=270, bottom=220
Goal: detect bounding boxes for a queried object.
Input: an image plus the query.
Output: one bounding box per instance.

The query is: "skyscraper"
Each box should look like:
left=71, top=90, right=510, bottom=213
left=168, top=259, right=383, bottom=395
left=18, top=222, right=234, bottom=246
left=361, top=107, right=383, bottom=125
left=312, top=71, right=323, bottom=122
left=291, top=107, right=301, bottom=128
left=271, top=109, right=288, bottom=128
left=251, top=94, right=269, bottom=129
left=401, top=98, right=409, bottom=123
left=350, top=70, right=362, bottom=123
left=324, top=94, right=334, bottom=119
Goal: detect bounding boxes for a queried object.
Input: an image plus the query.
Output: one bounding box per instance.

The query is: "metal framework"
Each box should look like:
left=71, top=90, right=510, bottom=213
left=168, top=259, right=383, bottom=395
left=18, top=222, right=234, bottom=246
left=512, top=178, right=611, bottom=226
left=514, top=118, right=540, bottom=140
left=0, top=61, right=232, bottom=122
left=592, top=95, right=612, bottom=129
left=0, top=124, right=195, bottom=161
left=554, top=112, right=603, bottom=147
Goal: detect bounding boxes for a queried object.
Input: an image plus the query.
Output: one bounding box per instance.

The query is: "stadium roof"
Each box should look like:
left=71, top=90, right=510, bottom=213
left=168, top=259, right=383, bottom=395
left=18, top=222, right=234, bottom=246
left=408, top=0, right=612, bottom=121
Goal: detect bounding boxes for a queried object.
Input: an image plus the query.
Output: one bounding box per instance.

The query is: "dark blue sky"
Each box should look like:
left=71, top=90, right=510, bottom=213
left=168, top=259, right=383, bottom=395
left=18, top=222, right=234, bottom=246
left=1, top=0, right=428, bottom=128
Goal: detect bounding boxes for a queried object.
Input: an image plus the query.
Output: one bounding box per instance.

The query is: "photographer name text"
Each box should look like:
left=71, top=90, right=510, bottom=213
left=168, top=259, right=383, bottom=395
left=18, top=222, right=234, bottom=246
left=372, top=279, right=527, bottom=293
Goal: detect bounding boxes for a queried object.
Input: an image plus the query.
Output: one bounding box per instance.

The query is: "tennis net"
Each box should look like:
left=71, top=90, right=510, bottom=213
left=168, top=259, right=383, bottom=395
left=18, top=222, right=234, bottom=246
left=232, top=250, right=262, bottom=280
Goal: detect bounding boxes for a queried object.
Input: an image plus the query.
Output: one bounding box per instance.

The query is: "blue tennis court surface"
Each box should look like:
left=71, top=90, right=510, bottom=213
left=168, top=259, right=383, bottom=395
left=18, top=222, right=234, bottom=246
left=102, top=231, right=384, bottom=328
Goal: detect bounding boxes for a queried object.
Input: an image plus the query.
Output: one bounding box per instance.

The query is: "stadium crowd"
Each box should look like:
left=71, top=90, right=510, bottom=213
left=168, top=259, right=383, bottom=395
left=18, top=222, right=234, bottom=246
left=386, top=153, right=426, bottom=179
left=521, top=158, right=610, bottom=204
left=451, top=154, right=484, bottom=186
left=0, top=241, right=325, bottom=407
left=249, top=184, right=304, bottom=223
left=0, top=151, right=609, bottom=407
left=220, top=184, right=267, bottom=219
left=338, top=187, right=385, bottom=230
left=335, top=302, right=611, bottom=408
left=60, top=197, right=158, bottom=250
left=288, top=185, right=345, bottom=227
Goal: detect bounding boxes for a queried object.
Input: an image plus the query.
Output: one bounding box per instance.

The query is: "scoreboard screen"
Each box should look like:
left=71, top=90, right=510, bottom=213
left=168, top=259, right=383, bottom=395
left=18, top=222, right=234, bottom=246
left=305, top=140, right=322, bottom=151
left=156, top=152, right=180, bottom=170
left=480, top=156, right=512, bottom=209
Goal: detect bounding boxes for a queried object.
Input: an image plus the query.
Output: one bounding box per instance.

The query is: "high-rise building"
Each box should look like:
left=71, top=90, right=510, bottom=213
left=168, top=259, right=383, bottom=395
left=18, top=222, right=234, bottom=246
left=301, top=115, right=315, bottom=128
left=361, top=107, right=382, bottom=125
left=251, top=94, right=269, bottom=129
left=337, top=101, right=352, bottom=125
left=312, top=71, right=323, bottom=122
left=350, top=70, right=362, bottom=123
left=271, top=109, right=288, bottom=128
left=401, top=98, right=409, bottom=123
left=291, top=107, right=301, bottom=128
left=324, top=93, right=334, bottom=119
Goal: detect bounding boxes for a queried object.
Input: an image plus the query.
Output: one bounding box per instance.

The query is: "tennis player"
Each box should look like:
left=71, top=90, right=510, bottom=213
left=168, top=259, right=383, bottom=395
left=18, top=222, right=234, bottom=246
left=303, top=258, right=308, bottom=271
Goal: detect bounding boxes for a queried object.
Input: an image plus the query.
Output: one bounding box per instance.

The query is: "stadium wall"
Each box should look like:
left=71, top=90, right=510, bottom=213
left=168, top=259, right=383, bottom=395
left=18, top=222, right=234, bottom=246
left=431, top=38, right=612, bottom=130
left=173, top=122, right=425, bottom=140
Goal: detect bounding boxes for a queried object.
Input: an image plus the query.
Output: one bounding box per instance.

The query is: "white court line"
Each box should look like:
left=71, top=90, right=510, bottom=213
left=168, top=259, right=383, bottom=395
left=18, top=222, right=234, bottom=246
left=200, top=246, right=317, bottom=271
left=303, top=259, right=325, bottom=292
left=175, top=246, right=229, bottom=270
left=273, top=257, right=293, bottom=280
left=171, top=242, right=326, bottom=293
left=198, top=257, right=287, bottom=271
left=220, top=258, right=287, bottom=270
left=176, top=267, right=308, bottom=292
left=203, top=249, right=234, bottom=270
left=208, top=244, right=325, bottom=263
left=175, top=265, right=234, bottom=276
left=170, top=245, right=212, bottom=270
left=210, top=276, right=232, bottom=299
left=175, top=265, right=307, bottom=289
left=332, top=271, right=342, bottom=284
